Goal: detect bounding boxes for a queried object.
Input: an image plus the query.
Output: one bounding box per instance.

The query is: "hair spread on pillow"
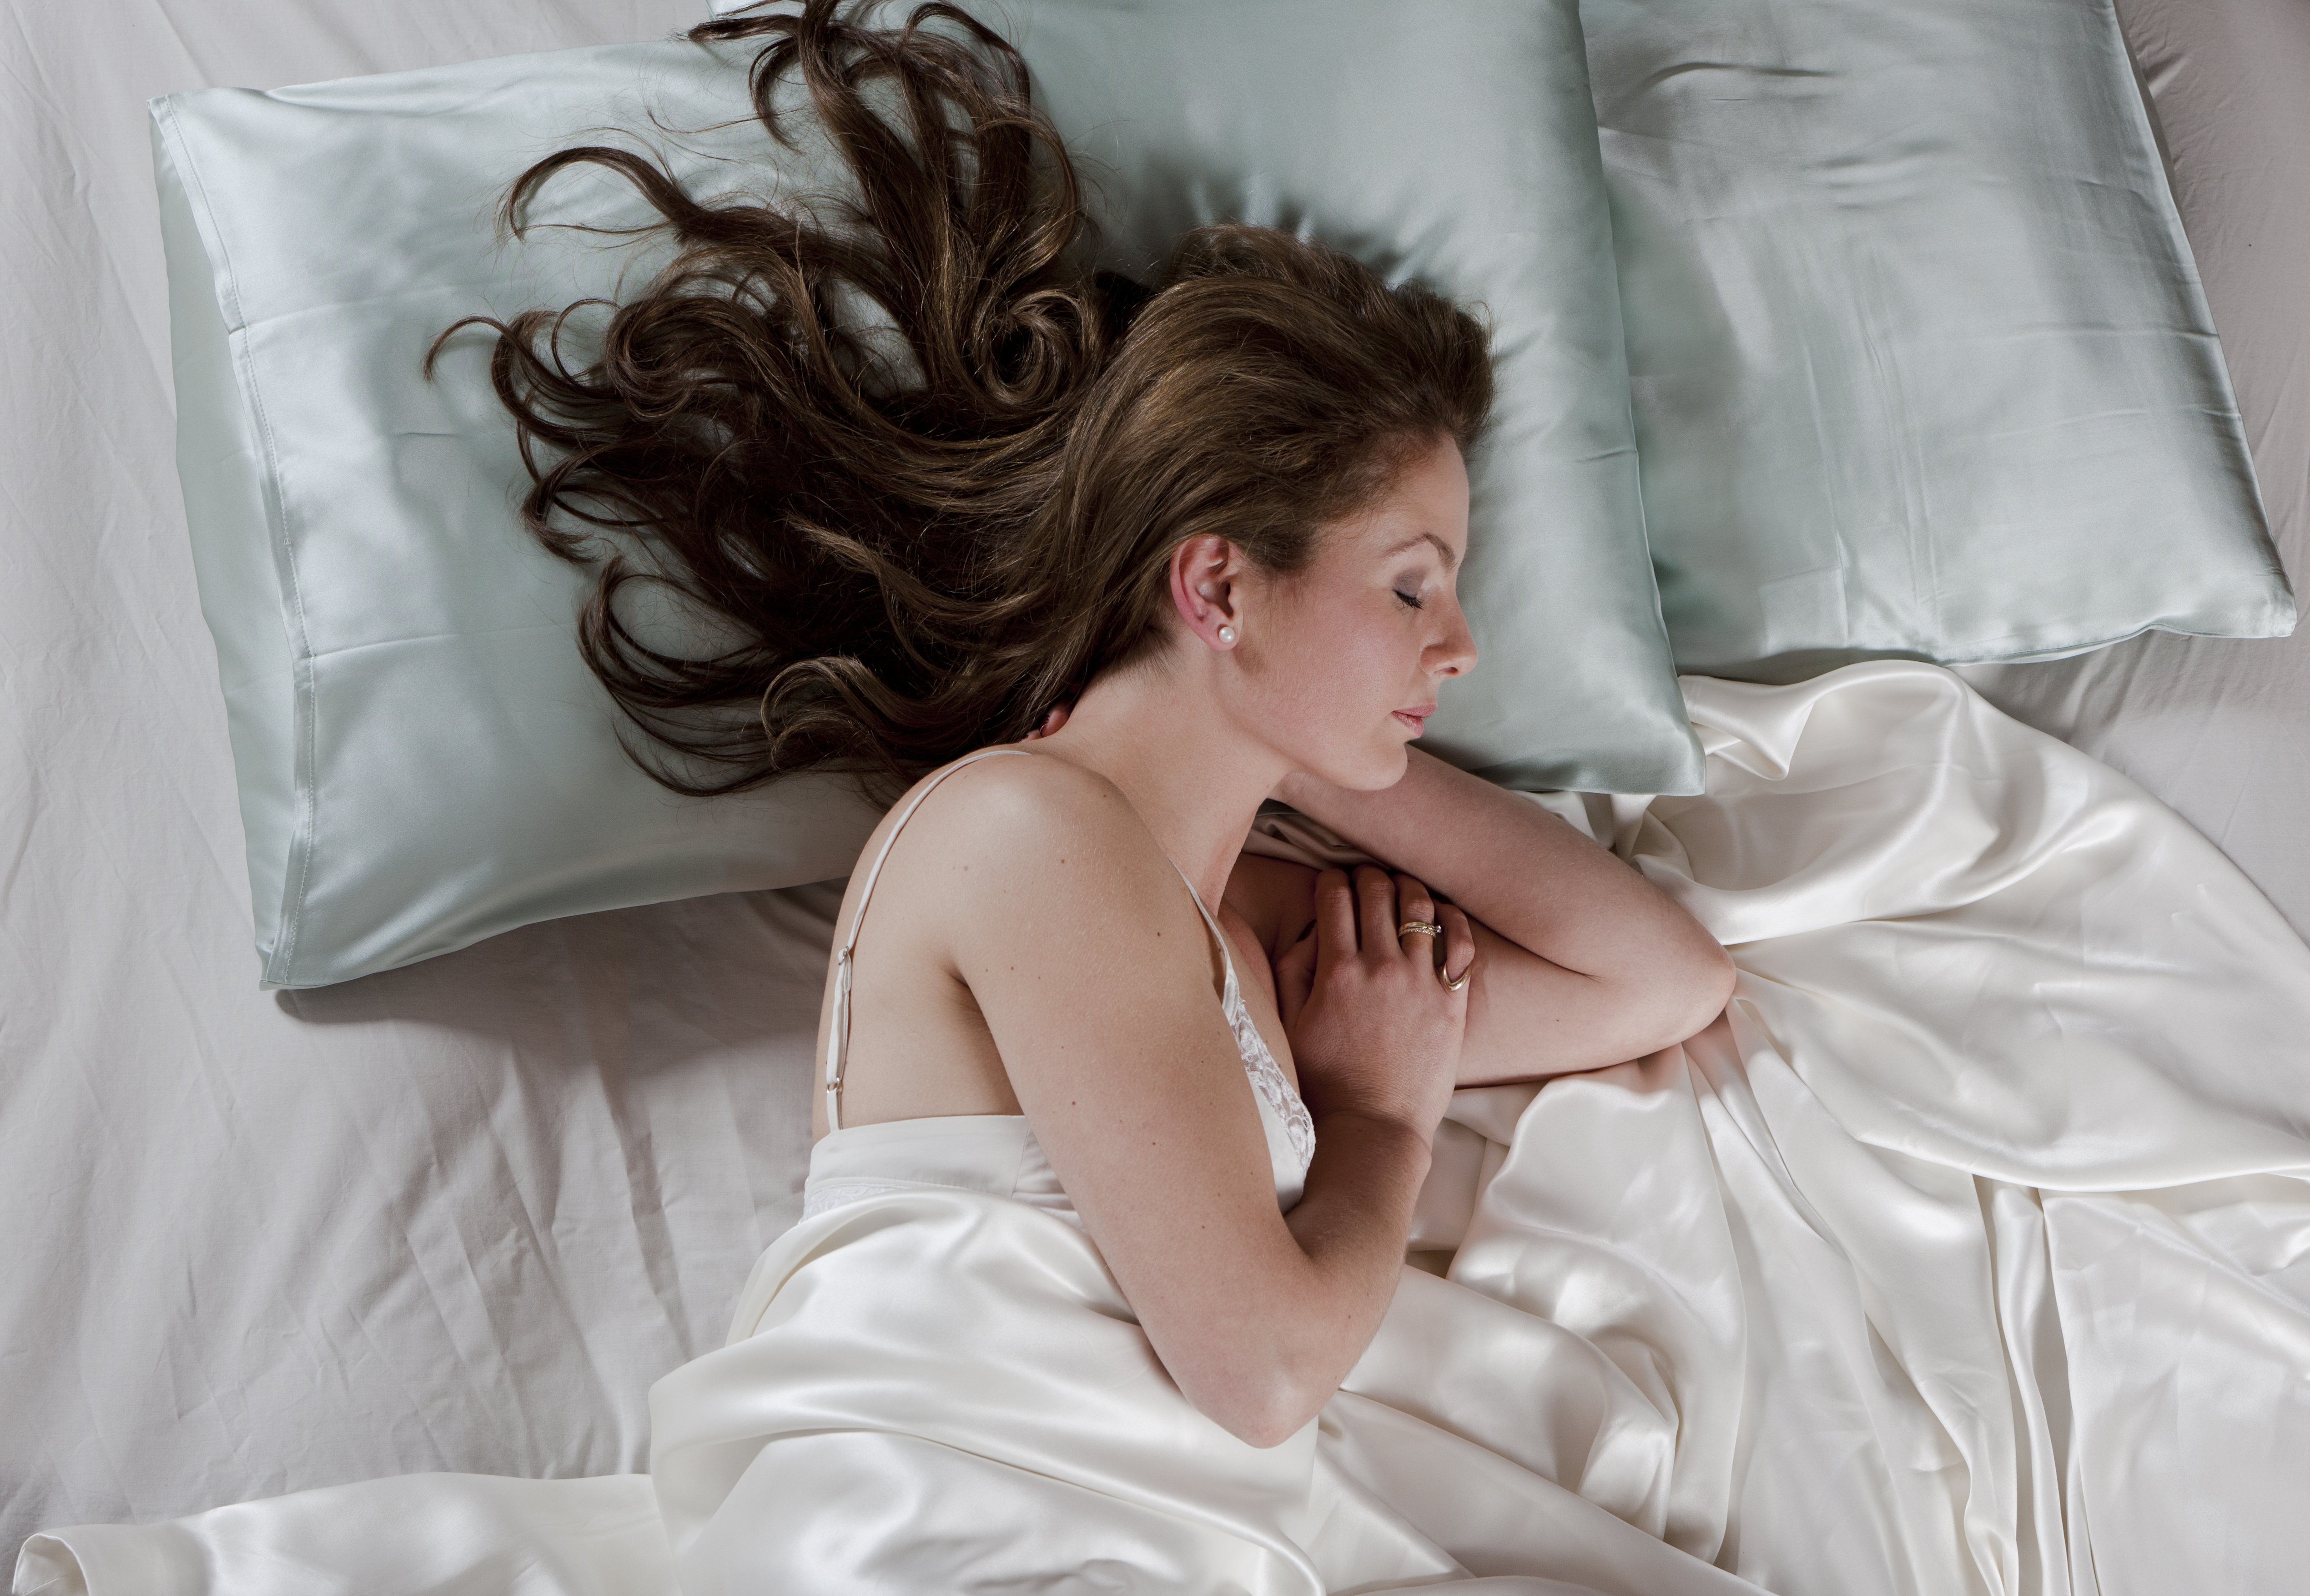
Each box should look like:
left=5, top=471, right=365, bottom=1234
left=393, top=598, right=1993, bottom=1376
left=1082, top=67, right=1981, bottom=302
left=428, top=0, right=1494, bottom=801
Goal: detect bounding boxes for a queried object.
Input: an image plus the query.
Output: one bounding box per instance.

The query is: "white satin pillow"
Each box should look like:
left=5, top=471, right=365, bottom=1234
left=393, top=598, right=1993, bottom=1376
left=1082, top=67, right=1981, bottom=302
left=1583, top=0, right=2295, bottom=679
left=156, top=1, right=1696, bottom=989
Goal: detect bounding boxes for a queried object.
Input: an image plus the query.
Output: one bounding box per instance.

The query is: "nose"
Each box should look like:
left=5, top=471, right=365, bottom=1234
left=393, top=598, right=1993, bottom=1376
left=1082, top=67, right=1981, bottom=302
left=1428, top=600, right=1478, bottom=679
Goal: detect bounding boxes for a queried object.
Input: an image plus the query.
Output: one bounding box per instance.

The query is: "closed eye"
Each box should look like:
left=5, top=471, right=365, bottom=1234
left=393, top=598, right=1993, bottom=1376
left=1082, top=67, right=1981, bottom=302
left=1394, top=589, right=1425, bottom=610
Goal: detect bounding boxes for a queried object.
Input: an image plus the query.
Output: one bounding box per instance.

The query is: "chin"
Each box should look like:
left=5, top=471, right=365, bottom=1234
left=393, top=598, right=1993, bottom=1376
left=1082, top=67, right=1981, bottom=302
left=1332, top=740, right=1412, bottom=793
left=1286, top=720, right=1414, bottom=795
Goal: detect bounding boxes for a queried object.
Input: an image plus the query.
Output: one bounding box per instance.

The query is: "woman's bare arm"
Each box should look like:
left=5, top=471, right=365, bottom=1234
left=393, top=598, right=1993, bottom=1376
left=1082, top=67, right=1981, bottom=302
left=1259, top=748, right=1734, bottom=1082
left=915, top=754, right=1458, bottom=1447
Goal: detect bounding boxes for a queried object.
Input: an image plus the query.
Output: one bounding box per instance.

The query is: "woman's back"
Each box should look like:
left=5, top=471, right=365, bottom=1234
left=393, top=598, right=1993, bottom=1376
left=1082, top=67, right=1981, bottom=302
left=809, top=746, right=1316, bottom=1228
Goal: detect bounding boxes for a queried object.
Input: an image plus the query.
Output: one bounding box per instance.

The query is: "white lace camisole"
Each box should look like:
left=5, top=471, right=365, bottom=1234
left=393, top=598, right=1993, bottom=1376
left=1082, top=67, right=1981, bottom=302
left=804, top=748, right=1318, bottom=1231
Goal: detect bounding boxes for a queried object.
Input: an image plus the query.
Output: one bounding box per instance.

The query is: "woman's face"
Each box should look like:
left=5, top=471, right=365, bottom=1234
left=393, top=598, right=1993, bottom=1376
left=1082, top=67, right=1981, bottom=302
left=1237, top=434, right=1479, bottom=790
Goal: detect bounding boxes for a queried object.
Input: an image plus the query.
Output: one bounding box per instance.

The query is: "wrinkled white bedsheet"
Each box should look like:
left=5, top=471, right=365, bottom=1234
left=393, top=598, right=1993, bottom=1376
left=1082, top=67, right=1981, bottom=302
left=2, top=0, right=763, bottom=1566
left=8, top=0, right=2310, bottom=1581
left=22, top=662, right=2310, bottom=1596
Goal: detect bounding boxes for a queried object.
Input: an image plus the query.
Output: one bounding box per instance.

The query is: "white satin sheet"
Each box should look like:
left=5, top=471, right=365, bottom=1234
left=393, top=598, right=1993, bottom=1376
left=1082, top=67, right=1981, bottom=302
left=15, top=0, right=2310, bottom=1578
left=20, top=660, right=2310, bottom=1595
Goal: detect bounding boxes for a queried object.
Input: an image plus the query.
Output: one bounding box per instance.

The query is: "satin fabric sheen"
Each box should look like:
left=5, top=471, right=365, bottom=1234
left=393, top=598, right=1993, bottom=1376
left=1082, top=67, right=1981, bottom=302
left=152, top=0, right=1697, bottom=991
left=1582, top=0, right=2294, bottom=678
left=21, top=662, right=2310, bottom=1594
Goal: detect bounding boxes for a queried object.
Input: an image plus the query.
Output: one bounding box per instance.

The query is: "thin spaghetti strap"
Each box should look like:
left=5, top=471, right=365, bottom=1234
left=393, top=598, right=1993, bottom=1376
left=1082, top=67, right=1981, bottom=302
left=1170, top=866, right=1242, bottom=1015
left=825, top=747, right=1032, bottom=1133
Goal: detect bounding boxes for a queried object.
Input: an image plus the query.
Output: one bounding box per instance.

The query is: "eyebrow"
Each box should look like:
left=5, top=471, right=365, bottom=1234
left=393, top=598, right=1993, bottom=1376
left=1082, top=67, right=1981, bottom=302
left=1384, top=531, right=1462, bottom=573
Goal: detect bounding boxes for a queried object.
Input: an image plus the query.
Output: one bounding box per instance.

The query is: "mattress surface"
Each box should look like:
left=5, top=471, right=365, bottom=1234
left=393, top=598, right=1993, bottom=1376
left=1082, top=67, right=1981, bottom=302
left=4, top=0, right=2305, bottom=1570
left=0, top=0, right=795, bottom=1561
left=1959, top=0, right=2310, bottom=937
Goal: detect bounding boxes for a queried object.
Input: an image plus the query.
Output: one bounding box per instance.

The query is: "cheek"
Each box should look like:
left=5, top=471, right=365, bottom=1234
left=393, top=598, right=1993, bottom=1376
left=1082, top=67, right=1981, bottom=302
left=1266, top=598, right=1409, bottom=715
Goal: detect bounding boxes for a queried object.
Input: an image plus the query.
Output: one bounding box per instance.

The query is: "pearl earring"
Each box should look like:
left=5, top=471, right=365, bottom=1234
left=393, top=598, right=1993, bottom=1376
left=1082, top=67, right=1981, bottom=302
left=1217, top=624, right=1238, bottom=646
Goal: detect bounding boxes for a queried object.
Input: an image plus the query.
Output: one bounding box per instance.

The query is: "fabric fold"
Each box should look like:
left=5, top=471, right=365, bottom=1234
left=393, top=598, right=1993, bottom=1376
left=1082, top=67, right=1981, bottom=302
left=22, top=663, right=2310, bottom=1596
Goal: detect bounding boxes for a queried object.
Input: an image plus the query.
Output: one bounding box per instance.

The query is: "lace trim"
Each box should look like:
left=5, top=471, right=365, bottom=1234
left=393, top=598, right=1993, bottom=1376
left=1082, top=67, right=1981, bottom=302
left=1187, top=874, right=1318, bottom=1178
left=1225, top=995, right=1317, bottom=1174
left=802, top=1178, right=925, bottom=1221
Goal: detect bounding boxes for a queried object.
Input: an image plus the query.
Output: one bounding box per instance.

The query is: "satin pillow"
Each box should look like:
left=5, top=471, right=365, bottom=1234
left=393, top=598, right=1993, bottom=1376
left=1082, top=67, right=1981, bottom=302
left=154, top=0, right=1699, bottom=989
left=153, top=46, right=888, bottom=992
left=938, top=0, right=1696, bottom=795
left=1581, top=0, right=2296, bottom=679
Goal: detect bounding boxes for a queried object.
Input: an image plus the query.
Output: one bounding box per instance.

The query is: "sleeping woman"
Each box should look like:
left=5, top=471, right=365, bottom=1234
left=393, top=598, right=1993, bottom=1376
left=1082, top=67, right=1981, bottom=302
left=448, top=0, right=1737, bottom=1586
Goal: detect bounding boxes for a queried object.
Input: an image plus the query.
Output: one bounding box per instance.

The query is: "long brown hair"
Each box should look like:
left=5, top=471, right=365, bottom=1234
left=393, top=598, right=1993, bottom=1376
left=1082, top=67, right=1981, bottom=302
left=430, top=0, right=1495, bottom=801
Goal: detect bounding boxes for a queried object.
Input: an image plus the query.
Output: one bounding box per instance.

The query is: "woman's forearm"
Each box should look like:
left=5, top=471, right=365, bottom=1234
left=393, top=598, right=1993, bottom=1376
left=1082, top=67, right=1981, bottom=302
left=1275, top=748, right=1726, bottom=995
left=1269, top=1109, right=1433, bottom=1440
left=1182, top=1110, right=1429, bottom=1449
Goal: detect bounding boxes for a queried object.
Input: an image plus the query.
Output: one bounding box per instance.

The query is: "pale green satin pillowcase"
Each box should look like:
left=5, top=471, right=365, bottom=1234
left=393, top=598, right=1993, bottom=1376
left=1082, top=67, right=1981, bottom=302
left=940, top=0, right=1696, bottom=795
left=156, top=1, right=1699, bottom=990
left=154, top=45, right=888, bottom=993
left=1582, top=0, right=2296, bottom=680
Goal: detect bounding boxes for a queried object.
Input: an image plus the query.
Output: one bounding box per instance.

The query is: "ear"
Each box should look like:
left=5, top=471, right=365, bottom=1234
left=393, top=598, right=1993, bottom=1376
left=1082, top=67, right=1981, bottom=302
left=1167, top=534, right=1243, bottom=651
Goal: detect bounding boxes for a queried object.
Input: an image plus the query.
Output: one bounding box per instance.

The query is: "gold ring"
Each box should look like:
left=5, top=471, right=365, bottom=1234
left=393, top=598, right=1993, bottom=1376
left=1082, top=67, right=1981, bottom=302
left=1397, top=920, right=1444, bottom=939
left=1441, top=962, right=1472, bottom=992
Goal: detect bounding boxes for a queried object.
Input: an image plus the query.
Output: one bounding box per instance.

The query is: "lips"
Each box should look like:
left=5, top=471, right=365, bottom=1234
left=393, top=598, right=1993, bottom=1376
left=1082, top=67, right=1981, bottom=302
left=1393, top=705, right=1435, bottom=733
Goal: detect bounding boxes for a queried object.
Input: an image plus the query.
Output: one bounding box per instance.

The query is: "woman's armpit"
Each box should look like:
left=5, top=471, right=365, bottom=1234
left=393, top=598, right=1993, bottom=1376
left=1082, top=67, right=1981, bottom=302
left=1223, top=852, right=1323, bottom=967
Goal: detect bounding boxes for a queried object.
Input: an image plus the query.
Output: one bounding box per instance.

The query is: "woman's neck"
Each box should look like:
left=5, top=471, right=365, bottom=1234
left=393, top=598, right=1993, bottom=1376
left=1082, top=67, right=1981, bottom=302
left=1025, top=660, right=1285, bottom=910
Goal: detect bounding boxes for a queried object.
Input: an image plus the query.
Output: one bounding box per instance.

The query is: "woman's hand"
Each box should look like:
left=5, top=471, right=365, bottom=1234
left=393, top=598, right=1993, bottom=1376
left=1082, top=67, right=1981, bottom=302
left=1273, top=865, right=1472, bottom=1145
left=1270, top=749, right=1737, bottom=1081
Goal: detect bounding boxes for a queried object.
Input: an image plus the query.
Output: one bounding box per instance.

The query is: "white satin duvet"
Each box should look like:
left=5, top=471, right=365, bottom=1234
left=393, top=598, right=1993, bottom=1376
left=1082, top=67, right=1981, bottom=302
left=19, top=662, right=2310, bottom=1596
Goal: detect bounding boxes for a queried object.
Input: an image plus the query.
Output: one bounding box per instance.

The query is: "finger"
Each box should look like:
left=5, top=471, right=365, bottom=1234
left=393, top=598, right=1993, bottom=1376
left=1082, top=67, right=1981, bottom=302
left=1274, top=924, right=1316, bottom=1031
left=1439, top=903, right=1476, bottom=993
left=1392, top=873, right=1436, bottom=956
left=1354, top=865, right=1398, bottom=957
left=1313, top=868, right=1358, bottom=965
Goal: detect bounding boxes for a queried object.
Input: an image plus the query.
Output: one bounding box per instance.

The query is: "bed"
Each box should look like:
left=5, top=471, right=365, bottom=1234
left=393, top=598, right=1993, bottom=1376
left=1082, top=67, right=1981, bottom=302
left=1956, top=0, right=2310, bottom=942
left=5, top=0, right=2306, bottom=1587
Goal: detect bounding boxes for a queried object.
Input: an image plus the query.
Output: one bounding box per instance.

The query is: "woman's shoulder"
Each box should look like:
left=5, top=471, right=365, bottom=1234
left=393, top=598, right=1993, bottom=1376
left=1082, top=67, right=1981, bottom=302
left=878, top=746, right=1183, bottom=905
left=906, top=744, right=1136, bottom=838
left=883, top=750, right=1226, bottom=1024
